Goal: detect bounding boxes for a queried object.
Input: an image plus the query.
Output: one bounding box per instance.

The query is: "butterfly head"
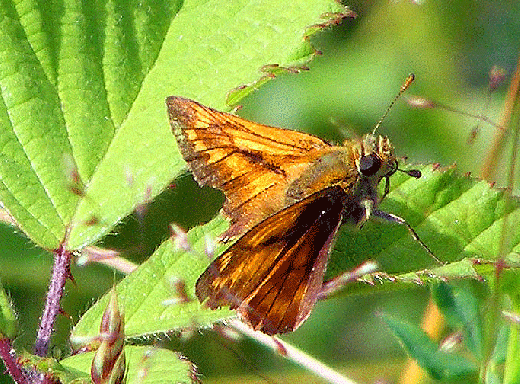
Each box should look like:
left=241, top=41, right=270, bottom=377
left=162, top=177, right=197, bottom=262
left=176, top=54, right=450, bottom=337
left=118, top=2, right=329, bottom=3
left=357, top=134, right=398, bottom=181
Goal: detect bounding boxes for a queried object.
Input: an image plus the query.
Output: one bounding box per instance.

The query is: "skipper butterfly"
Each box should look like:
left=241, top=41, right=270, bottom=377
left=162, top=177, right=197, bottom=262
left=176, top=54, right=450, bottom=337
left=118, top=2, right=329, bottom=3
left=167, top=75, right=430, bottom=334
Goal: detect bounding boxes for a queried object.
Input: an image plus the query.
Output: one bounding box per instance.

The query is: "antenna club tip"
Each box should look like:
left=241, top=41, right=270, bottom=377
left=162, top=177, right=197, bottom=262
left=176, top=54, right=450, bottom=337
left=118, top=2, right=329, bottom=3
left=373, top=74, right=416, bottom=134
left=402, top=74, right=415, bottom=91
left=397, top=168, right=422, bottom=178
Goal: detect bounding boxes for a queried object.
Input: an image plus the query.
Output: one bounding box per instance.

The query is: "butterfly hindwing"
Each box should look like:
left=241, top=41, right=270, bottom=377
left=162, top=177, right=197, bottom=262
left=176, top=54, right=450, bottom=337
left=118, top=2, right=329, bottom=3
left=195, top=186, right=347, bottom=334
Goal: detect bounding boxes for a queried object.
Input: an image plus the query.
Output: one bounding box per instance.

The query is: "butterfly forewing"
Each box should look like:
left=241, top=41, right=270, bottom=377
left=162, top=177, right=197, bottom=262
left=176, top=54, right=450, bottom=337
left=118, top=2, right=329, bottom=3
left=195, top=186, right=347, bottom=335
left=167, top=96, right=333, bottom=239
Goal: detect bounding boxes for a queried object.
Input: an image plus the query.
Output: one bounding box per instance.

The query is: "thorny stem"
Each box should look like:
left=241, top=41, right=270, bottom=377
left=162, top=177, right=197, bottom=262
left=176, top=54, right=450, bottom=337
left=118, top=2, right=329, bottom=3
left=480, top=55, right=520, bottom=180
left=480, top=54, right=520, bottom=381
left=34, top=245, right=72, bottom=357
left=482, top=70, right=520, bottom=383
left=0, top=338, right=29, bottom=384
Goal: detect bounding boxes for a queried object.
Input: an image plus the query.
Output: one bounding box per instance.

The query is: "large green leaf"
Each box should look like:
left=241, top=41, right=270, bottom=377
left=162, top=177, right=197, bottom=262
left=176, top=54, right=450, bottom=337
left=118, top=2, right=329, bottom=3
left=71, top=216, right=232, bottom=339
left=0, top=0, right=346, bottom=250
left=329, top=165, right=520, bottom=281
left=72, top=164, right=520, bottom=340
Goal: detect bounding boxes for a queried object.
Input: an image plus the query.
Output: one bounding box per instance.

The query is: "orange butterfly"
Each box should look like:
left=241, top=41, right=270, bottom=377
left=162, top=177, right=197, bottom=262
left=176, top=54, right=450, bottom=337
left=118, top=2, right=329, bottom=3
left=167, top=75, right=427, bottom=334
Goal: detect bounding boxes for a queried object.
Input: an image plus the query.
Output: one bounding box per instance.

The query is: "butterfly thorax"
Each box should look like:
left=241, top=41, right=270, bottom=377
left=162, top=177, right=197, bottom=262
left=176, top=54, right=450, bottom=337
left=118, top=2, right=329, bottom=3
left=284, top=147, right=358, bottom=206
left=284, top=134, right=397, bottom=223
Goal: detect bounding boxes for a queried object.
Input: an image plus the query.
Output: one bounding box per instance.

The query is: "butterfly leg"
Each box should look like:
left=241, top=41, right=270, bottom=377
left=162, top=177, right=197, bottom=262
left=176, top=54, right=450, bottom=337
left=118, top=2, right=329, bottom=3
left=372, top=210, right=443, bottom=264
left=381, top=175, right=390, bottom=201
left=318, top=260, right=379, bottom=300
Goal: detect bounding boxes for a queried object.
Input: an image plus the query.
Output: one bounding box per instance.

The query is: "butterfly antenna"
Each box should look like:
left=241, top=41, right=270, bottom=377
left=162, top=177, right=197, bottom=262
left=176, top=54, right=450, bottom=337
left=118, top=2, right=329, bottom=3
left=372, top=73, right=415, bottom=135
left=398, top=168, right=421, bottom=179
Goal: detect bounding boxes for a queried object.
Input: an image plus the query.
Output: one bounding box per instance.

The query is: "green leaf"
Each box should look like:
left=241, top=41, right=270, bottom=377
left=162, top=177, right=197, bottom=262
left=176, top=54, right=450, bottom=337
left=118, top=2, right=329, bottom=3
left=491, top=324, right=509, bottom=366
left=485, top=369, right=502, bottom=384
left=381, top=313, right=477, bottom=381
left=0, top=279, right=16, bottom=339
left=327, top=165, right=520, bottom=287
left=499, top=269, right=520, bottom=384
left=71, top=216, right=232, bottom=340
left=50, top=346, right=195, bottom=384
left=504, top=321, right=520, bottom=384
left=432, top=281, right=483, bottom=359
left=18, top=351, right=89, bottom=384
left=0, top=0, right=346, bottom=250
left=74, top=164, right=520, bottom=340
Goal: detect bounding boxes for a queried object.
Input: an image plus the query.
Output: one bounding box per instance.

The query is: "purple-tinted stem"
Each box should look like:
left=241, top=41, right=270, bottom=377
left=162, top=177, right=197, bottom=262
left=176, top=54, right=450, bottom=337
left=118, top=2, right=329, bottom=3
left=0, top=337, right=29, bottom=384
left=34, top=245, right=72, bottom=357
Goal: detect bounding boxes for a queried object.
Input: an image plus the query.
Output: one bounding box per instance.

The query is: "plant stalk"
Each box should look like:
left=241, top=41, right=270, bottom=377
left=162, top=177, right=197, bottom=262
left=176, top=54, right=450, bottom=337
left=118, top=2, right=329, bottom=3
left=34, top=245, right=72, bottom=357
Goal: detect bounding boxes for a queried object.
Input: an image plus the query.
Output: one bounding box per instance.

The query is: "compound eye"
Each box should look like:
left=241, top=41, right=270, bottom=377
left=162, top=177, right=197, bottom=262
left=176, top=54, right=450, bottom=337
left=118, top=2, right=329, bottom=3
left=359, top=153, right=382, bottom=176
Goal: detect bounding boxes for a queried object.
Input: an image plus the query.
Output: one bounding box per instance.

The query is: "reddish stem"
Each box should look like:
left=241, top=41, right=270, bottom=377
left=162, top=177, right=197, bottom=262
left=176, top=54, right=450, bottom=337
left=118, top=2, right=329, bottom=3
left=34, top=245, right=72, bottom=357
left=0, top=338, right=29, bottom=384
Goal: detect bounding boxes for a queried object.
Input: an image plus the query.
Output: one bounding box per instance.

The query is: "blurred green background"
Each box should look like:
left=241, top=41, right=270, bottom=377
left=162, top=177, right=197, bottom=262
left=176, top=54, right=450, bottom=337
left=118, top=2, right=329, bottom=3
left=1, top=0, right=519, bottom=382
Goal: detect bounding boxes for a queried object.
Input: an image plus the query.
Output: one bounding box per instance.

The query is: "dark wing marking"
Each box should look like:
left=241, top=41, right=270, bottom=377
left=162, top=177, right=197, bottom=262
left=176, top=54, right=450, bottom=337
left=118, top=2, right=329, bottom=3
left=195, top=186, right=347, bottom=334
